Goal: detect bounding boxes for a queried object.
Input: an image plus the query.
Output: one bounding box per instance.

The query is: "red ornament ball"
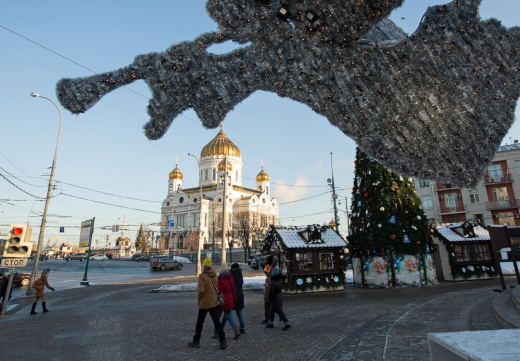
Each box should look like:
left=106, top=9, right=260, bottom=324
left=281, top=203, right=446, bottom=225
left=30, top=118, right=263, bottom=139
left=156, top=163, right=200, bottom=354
left=354, top=160, right=358, bottom=165
left=364, top=192, right=369, bottom=198
left=352, top=187, right=356, bottom=191
left=416, top=241, right=421, bottom=246
left=391, top=235, right=396, bottom=239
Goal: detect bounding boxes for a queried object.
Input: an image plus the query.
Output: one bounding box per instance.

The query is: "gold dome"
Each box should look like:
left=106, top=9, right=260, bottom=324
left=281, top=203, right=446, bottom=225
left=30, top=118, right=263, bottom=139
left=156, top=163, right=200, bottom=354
left=328, top=218, right=336, bottom=230
left=169, top=159, right=183, bottom=180
left=200, top=125, right=241, bottom=158
left=256, top=166, right=270, bottom=182
left=217, top=159, right=232, bottom=171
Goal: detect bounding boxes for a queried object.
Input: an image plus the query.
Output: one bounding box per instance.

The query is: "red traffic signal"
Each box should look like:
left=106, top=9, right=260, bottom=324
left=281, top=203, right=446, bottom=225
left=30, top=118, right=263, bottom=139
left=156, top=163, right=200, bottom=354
left=13, top=227, right=23, bottom=236
left=3, top=224, right=33, bottom=258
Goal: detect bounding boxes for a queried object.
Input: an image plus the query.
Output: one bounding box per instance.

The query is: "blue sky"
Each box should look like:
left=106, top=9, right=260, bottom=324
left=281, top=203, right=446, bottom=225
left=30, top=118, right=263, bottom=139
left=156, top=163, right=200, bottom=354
left=1, top=0, right=519, bottom=247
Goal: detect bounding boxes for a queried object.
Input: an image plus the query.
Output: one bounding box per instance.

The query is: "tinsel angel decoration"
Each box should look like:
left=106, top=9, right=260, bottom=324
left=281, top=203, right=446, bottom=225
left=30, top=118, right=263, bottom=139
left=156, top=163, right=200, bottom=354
left=56, top=0, right=519, bottom=187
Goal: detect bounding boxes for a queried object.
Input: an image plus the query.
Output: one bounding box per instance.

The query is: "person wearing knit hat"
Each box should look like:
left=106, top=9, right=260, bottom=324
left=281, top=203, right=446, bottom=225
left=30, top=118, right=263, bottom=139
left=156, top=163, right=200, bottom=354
left=229, top=262, right=246, bottom=334
left=266, top=266, right=291, bottom=331
left=217, top=262, right=241, bottom=340
left=188, top=258, right=228, bottom=349
left=262, top=264, right=273, bottom=324
left=203, top=257, right=212, bottom=267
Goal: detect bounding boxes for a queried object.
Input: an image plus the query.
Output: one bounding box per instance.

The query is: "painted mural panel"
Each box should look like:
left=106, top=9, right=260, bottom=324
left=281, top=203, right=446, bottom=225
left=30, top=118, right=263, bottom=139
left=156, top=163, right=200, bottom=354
left=426, top=254, right=437, bottom=285
left=363, top=255, right=391, bottom=289
left=394, top=254, right=424, bottom=287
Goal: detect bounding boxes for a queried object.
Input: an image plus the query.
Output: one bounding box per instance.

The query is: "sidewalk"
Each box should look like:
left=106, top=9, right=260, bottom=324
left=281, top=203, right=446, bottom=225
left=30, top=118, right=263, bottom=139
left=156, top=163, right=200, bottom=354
left=0, top=277, right=509, bottom=361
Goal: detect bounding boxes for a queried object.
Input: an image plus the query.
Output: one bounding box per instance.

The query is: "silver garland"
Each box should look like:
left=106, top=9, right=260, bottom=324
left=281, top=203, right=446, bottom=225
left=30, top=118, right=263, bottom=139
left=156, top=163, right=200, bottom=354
left=56, top=0, right=519, bottom=187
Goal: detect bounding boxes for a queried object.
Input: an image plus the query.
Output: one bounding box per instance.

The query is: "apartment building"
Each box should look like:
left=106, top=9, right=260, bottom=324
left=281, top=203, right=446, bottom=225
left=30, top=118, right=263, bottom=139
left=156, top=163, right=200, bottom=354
left=414, top=142, right=520, bottom=227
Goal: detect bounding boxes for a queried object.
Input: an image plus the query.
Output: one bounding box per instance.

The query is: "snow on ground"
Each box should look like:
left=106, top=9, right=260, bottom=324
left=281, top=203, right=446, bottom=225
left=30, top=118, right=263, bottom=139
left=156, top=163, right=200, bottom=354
left=154, top=271, right=354, bottom=292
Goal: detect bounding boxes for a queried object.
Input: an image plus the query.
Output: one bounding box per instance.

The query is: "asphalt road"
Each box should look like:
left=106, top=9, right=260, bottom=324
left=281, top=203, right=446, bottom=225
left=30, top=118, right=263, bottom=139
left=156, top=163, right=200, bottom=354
left=0, top=277, right=508, bottom=361
left=10, top=259, right=259, bottom=299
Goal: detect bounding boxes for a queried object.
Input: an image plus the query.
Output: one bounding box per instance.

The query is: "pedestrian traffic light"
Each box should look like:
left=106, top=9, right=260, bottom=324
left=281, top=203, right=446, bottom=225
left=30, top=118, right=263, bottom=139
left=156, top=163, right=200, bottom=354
left=3, top=224, right=33, bottom=258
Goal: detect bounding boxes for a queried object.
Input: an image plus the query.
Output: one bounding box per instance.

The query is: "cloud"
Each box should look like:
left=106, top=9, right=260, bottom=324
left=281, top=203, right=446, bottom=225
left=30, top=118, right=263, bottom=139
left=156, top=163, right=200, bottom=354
left=271, top=175, right=310, bottom=204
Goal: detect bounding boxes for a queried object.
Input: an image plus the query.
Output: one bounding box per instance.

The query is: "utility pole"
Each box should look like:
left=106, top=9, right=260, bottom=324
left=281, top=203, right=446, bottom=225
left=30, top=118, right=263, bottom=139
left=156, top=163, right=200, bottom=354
left=221, top=155, right=228, bottom=264
left=328, top=152, right=340, bottom=236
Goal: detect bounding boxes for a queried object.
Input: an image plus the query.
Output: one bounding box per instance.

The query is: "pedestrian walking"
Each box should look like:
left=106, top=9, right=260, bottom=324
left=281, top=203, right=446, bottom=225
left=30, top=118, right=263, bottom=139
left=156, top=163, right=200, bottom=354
left=228, top=263, right=246, bottom=334
left=218, top=262, right=241, bottom=340
left=188, top=257, right=228, bottom=349
left=0, top=273, right=9, bottom=311
left=31, top=268, right=55, bottom=315
left=266, top=266, right=291, bottom=331
left=262, top=264, right=273, bottom=324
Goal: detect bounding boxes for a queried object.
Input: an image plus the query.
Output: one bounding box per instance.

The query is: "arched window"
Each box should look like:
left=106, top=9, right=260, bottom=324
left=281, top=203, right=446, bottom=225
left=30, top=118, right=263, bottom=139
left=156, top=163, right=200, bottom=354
left=177, top=184, right=181, bottom=191
left=213, top=168, right=216, bottom=181
left=228, top=175, right=231, bottom=186
left=259, top=186, right=262, bottom=191
left=169, top=184, right=173, bottom=194
left=205, top=169, right=208, bottom=181
left=235, top=170, right=238, bottom=181
left=266, top=186, right=269, bottom=194
left=204, top=213, right=208, bottom=227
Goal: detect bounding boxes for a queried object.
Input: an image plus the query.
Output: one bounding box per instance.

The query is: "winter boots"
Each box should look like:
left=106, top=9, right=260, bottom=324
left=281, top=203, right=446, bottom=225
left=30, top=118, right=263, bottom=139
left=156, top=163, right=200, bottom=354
left=232, top=325, right=241, bottom=340
left=262, top=319, right=269, bottom=324
left=239, top=328, right=246, bottom=334
left=282, top=324, right=291, bottom=331
left=187, top=337, right=200, bottom=348
left=30, top=303, right=38, bottom=315
left=42, top=302, right=49, bottom=313
left=211, top=329, right=218, bottom=339
left=266, top=322, right=274, bottom=328
left=219, top=339, right=228, bottom=350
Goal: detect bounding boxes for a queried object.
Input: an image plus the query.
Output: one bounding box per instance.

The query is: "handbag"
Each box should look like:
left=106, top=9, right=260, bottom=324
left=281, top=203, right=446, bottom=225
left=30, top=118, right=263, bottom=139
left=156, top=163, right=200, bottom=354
left=32, top=279, right=44, bottom=290
left=210, top=278, right=226, bottom=308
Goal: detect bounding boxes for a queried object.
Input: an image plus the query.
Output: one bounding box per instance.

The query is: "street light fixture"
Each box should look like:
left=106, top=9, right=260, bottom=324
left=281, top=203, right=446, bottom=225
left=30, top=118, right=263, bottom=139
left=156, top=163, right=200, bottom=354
left=26, top=93, right=63, bottom=296
left=188, top=152, right=203, bottom=276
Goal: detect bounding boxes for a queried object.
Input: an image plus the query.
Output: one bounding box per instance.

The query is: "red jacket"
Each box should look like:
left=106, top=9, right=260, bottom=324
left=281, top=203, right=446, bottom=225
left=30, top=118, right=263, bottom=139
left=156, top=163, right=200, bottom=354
left=218, top=272, right=237, bottom=311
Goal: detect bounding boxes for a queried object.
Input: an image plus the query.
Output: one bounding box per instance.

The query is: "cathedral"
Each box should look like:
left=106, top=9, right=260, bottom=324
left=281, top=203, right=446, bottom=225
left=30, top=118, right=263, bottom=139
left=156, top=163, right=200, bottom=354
left=160, top=126, right=279, bottom=251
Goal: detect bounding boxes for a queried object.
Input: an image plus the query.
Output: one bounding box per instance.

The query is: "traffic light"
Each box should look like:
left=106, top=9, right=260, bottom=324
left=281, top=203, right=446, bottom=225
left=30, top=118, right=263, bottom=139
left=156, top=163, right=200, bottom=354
left=3, top=224, right=33, bottom=258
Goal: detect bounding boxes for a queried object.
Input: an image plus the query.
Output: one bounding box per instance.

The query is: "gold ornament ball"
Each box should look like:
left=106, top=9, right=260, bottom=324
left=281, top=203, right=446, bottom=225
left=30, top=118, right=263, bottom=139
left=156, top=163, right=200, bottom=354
left=380, top=207, right=385, bottom=212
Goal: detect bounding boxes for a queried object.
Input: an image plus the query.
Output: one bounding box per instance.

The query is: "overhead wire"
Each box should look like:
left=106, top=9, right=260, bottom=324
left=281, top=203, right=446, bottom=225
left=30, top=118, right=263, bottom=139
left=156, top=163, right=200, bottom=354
left=55, top=180, right=161, bottom=203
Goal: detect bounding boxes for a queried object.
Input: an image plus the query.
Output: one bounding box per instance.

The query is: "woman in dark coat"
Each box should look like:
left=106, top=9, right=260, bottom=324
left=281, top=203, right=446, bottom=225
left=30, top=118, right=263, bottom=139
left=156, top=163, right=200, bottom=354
left=266, top=266, right=291, bottom=331
left=230, top=263, right=245, bottom=334
left=218, top=262, right=241, bottom=340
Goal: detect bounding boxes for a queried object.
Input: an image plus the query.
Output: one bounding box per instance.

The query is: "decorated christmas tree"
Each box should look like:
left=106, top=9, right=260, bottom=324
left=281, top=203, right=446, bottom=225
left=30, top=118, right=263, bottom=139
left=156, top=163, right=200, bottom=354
left=349, top=149, right=436, bottom=288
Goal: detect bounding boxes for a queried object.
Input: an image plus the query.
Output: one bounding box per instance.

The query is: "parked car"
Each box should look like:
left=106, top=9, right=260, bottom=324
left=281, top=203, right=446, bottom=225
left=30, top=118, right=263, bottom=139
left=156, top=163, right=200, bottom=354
left=246, top=255, right=255, bottom=266
left=150, top=257, right=183, bottom=271
left=29, top=254, right=49, bottom=261
left=0, top=267, right=31, bottom=287
left=249, top=254, right=271, bottom=270
left=90, top=254, right=107, bottom=261
left=136, top=255, right=152, bottom=262
left=65, top=253, right=87, bottom=261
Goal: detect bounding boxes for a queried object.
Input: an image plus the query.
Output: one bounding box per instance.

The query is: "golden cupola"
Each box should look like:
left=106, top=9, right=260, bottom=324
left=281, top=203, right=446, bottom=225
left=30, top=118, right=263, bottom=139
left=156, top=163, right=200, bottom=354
left=328, top=218, right=336, bottom=230
left=256, top=166, right=270, bottom=182
left=200, top=124, right=241, bottom=158
left=169, top=159, right=183, bottom=180
left=217, top=159, right=233, bottom=171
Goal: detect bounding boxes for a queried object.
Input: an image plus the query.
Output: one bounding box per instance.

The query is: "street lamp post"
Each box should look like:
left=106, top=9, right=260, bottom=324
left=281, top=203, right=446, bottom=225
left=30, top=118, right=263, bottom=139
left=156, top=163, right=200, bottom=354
left=188, top=152, right=203, bottom=276
left=26, top=93, right=62, bottom=296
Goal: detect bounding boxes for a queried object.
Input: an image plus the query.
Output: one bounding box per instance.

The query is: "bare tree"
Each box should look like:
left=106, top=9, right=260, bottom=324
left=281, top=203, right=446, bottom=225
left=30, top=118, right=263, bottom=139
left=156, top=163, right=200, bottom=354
left=235, top=211, right=252, bottom=262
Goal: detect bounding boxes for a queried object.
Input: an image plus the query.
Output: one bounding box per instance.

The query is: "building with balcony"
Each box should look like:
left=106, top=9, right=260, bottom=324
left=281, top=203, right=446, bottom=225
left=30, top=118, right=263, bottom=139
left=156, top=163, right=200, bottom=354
left=414, top=142, right=520, bottom=226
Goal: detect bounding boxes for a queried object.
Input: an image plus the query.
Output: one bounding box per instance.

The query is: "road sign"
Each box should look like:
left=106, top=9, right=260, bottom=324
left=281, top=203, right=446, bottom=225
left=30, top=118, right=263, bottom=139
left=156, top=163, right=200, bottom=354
left=167, top=220, right=174, bottom=228
left=60, top=227, right=65, bottom=233
left=156, top=235, right=160, bottom=240
left=79, top=219, right=93, bottom=247
left=257, top=232, right=263, bottom=240
left=1, top=258, right=28, bottom=267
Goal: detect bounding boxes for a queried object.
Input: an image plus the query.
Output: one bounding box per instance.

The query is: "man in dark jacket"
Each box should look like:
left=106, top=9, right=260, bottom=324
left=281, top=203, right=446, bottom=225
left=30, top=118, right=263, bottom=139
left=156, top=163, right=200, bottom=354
left=188, top=257, right=228, bottom=349
left=230, top=263, right=246, bottom=334
left=266, top=266, right=291, bottom=331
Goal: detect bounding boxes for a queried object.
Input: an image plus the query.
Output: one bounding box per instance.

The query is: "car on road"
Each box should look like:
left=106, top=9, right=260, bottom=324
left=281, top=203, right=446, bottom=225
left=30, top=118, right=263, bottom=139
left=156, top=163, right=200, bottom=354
left=249, top=254, right=271, bottom=270
left=150, top=257, right=183, bottom=271
left=65, top=253, right=88, bottom=261
left=90, top=254, right=107, bottom=261
left=30, top=254, right=49, bottom=261
left=136, top=255, right=152, bottom=262
left=0, top=267, right=31, bottom=287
